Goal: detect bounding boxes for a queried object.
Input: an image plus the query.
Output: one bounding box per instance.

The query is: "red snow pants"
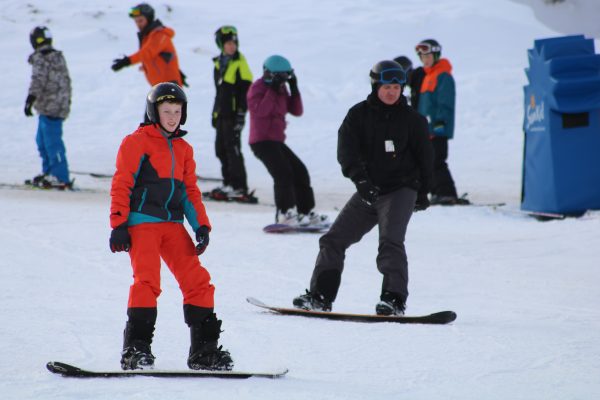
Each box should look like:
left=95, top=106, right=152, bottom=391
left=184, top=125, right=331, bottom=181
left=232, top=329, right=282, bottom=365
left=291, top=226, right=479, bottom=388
left=127, top=222, right=215, bottom=309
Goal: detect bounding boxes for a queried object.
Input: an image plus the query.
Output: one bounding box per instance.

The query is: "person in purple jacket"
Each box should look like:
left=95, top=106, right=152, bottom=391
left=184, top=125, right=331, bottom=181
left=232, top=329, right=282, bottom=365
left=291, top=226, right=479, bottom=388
left=247, top=55, right=327, bottom=227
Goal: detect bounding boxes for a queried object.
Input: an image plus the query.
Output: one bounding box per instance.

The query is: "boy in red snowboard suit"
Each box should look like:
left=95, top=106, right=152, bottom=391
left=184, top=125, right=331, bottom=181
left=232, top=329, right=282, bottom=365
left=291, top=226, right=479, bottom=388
left=109, top=82, right=233, bottom=371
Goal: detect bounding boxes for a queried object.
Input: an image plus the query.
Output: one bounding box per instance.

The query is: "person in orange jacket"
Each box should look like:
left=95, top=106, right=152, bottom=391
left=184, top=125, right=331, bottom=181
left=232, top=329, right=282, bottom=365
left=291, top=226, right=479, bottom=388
left=109, top=82, right=233, bottom=372
left=111, top=3, right=185, bottom=88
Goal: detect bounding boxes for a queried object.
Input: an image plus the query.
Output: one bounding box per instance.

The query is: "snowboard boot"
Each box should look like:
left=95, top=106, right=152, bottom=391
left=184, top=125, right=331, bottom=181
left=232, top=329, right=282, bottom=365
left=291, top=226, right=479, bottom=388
left=187, top=313, right=234, bottom=371
left=25, top=173, right=47, bottom=187
left=276, top=209, right=300, bottom=226
left=298, top=211, right=330, bottom=227
left=293, top=290, right=332, bottom=312
left=228, top=189, right=258, bottom=204
left=38, top=175, right=73, bottom=190
left=209, top=185, right=234, bottom=201
left=375, top=291, right=406, bottom=316
left=120, top=318, right=156, bottom=370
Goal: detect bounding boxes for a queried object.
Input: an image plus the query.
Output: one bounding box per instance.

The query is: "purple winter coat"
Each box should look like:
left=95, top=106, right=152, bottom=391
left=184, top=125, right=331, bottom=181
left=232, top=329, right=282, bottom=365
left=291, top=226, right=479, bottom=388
left=247, top=78, right=303, bottom=145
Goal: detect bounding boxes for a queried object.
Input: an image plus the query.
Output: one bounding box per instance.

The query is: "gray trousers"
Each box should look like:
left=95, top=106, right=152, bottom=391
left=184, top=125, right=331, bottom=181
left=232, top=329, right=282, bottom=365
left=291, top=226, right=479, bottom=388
left=309, top=187, right=417, bottom=302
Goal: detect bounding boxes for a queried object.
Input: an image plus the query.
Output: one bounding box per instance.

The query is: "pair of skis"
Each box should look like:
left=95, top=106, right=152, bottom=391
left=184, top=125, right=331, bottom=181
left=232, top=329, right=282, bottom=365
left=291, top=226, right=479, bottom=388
left=48, top=297, right=456, bottom=379
left=71, top=170, right=223, bottom=182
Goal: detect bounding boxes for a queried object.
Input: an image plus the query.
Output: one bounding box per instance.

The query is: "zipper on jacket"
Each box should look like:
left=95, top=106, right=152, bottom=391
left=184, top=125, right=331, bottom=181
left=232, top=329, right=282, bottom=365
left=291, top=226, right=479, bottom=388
left=137, top=187, right=148, bottom=212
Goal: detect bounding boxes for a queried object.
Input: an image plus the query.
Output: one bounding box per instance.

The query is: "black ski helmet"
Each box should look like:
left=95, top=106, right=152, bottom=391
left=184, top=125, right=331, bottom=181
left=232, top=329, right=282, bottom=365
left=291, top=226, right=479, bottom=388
left=393, top=56, right=413, bottom=73
left=415, top=39, right=442, bottom=62
left=146, top=82, right=187, bottom=126
left=129, top=3, right=155, bottom=23
left=394, top=55, right=414, bottom=81
left=369, top=60, right=406, bottom=91
left=30, top=26, right=52, bottom=49
left=214, top=25, right=238, bottom=50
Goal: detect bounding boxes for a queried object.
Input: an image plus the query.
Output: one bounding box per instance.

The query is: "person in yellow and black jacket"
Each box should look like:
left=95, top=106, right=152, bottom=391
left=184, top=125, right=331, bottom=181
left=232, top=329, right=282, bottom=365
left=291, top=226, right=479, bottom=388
left=208, top=26, right=255, bottom=203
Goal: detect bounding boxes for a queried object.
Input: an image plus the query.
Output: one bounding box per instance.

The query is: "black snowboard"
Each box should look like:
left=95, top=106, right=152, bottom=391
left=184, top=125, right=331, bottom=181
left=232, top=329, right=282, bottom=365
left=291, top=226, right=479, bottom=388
left=46, top=361, right=287, bottom=379
left=247, top=297, right=457, bottom=324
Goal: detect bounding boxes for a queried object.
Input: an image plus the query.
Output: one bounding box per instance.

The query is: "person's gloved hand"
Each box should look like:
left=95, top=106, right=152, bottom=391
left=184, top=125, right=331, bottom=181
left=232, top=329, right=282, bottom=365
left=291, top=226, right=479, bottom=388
left=180, top=69, right=189, bottom=87
left=288, top=71, right=299, bottom=95
left=111, top=56, right=131, bottom=72
left=432, top=122, right=445, bottom=135
left=355, top=179, right=380, bottom=205
left=24, top=94, right=36, bottom=117
left=109, top=224, right=131, bottom=253
left=233, top=112, right=245, bottom=132
left=414, top=192, right=430, bottom=212
left=195, top=225, right=210, bottom=255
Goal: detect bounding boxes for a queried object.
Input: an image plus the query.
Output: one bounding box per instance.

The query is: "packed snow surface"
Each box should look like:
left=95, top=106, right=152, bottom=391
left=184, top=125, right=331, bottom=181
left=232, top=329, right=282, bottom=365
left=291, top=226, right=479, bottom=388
left=1, top=1, right=599, bottom=399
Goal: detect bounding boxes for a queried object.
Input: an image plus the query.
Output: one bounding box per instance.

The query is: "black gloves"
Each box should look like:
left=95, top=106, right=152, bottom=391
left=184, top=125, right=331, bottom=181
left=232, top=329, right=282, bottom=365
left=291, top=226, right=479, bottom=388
left=180, top=69, right=189, bottom=87
left=233, top=111, right=245, bottom=132
left=414, top=192, right=430, bottom=212
left=195, top=225, right=210, bottom=255
left=355, top=179, right=380, bottom=205
left=24, top=94, right=36, bottom=117
left=288, top=71, right=299, bottom=96
left=111, top=56, right=131, bottom=72
left=110, top=224, right=131, bottom=253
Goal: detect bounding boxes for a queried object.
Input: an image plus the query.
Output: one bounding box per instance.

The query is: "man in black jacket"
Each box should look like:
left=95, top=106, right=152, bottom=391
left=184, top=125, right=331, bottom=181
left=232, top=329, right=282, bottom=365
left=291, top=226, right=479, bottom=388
left=293, top=60, right=433, bottom=316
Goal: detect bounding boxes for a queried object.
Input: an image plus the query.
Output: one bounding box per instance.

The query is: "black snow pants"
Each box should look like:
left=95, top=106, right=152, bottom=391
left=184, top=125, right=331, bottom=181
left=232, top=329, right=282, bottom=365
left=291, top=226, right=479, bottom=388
left=215, top=117, right=248, bottom=192
left=309, top=187, right=417, bottom=303
left=250, top=140, right=315, bottom=214
left=431, top=136, right=457, bottom=198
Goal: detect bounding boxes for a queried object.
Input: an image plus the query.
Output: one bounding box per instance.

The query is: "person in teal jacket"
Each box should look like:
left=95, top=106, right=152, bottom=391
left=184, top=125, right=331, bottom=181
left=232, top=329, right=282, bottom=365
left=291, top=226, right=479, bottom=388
left=416, top=39, right=467, bottom=205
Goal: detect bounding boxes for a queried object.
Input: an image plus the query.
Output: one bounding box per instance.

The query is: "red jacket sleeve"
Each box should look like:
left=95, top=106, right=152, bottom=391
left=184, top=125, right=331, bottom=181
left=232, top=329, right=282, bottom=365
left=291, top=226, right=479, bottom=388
left=128, top=29, right=169, bottom=66
left=109, top=135, right=145, bottom=229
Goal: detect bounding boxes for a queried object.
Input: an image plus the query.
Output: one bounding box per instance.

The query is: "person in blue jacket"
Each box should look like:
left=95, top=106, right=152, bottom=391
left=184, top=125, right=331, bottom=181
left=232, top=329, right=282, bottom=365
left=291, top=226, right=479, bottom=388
left=416, top=39, right=467, bottom=205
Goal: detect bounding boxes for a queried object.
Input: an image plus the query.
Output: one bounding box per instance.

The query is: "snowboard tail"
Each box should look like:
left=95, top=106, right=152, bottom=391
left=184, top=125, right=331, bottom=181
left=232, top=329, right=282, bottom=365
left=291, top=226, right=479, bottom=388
left=46, top=361, right=287, bottom=379
left=247, top=297, right=456, bottom=324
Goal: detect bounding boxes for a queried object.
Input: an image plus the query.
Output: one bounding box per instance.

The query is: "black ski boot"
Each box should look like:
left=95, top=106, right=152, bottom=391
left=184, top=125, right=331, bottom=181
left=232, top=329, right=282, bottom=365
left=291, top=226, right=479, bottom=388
left=375, top=291, right=406, bottom=316
left=187, top=313, right=234, bottom=371
left=293, top=290, right=332, bottom=312
left=120, top=317, right=156, bottom=370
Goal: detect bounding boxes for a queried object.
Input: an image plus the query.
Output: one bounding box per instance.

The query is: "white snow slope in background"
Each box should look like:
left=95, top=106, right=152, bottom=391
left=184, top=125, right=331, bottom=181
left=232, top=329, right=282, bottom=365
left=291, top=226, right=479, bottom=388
left=0, top=1, right=599, bottom=399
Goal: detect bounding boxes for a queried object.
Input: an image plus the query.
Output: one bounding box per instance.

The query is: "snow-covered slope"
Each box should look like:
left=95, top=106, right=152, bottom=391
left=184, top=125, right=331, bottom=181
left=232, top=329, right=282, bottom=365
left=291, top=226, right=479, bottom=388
left=1, top=1, right=599, bottom=399
left=513, top=0, right=600, bottom=38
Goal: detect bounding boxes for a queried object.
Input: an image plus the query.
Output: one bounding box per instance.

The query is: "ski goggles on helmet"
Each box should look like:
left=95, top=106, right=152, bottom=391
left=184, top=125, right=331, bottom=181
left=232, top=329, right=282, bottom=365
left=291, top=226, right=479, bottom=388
left=370, top=68, right=406, bottom=85
left=219, top=26, right=238, bottom=35
left=415, top=42, right=441, bottom=55
left=129, top=7, right=142, bottom=17
left=265, top=71, right=291, bottom=83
